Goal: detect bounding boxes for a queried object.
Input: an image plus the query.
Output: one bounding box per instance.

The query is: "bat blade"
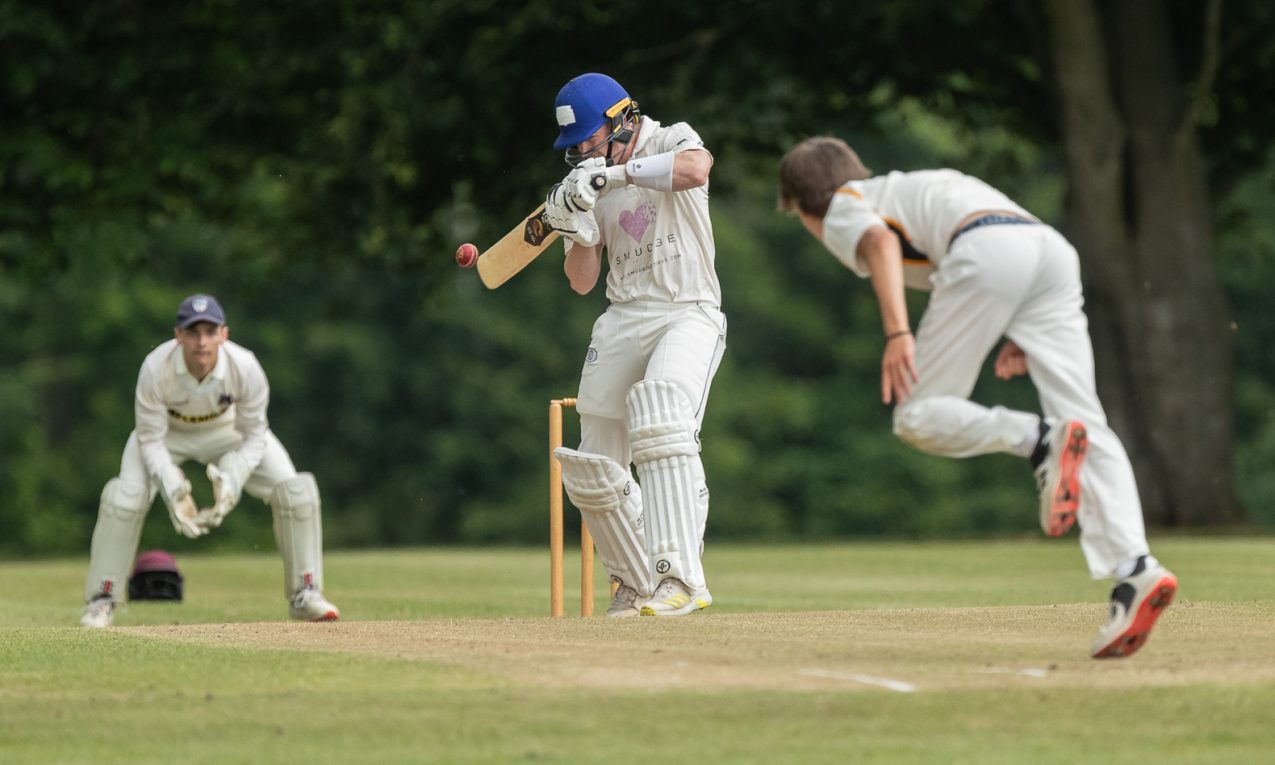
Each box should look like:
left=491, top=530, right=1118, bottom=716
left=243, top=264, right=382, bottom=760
left=476, top=204, right=562, bottom=289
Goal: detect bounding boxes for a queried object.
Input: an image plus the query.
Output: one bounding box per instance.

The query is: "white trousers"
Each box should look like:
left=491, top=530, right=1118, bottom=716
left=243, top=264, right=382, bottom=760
left=576, top=301, right=727, bottom=460
left=893, top=224, right=1149, bottom=578
left=573, top=301, right=726, bottom=587
left=119, top=426, right=299, bottom=502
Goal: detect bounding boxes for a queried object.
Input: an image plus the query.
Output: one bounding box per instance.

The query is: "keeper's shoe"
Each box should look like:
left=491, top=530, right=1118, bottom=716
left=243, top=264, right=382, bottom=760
left=606, top=584, right=643, bottom=618
left=289, top=588, right=340, bottom=622
left=80, top=595, right=118, bottom=628
left=1091, top=556, right=1178, bottom=659
left=1031, top=419, right=1089, bottom=537
left=639, top=578, right=712, bottom=617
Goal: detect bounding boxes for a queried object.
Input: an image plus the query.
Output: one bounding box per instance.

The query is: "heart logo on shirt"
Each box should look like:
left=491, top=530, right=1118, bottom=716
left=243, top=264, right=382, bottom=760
left=619, top=201, right=657, bottom=242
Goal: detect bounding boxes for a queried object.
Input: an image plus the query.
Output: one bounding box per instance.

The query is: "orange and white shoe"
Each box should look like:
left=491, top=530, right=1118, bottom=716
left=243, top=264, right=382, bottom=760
left=289, top=588, right=340, bottom=622
left=1091, top=556, right=1177, bottom=659
left=1032, top=419, right=1088, bottom=537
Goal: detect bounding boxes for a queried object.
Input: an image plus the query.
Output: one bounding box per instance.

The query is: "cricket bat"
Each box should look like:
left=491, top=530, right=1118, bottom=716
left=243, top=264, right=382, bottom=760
left=475, top=175, right=607, bottom=289
left=475, top=204, right=561, bottom=289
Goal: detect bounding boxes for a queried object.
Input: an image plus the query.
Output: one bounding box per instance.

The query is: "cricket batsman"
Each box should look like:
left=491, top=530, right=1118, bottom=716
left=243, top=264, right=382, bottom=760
left=541, top=73, right=727, bottom=617
left=778, top=136, right=1178, bottom=658
left=80, top=294, right=340, bottom=627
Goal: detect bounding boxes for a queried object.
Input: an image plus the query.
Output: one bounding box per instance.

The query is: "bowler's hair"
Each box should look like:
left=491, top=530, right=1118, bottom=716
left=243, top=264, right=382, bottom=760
left=777, top=136, right=872, bottom=219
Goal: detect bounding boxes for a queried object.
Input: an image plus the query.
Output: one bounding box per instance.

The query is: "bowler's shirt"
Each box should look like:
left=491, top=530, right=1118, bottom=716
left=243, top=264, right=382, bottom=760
left=821, top=169, right=1032, bottom=292
left=569, top=116, right=721, bottom=306
left=134, top=339, right=269, bottom=479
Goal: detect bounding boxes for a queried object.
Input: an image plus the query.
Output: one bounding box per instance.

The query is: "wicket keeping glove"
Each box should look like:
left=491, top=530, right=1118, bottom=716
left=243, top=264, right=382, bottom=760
left=196, top=463, right=241, bottom=530
left=156, top=464, right=204, bottom=539
left=544, top=183, right=601, bottom=246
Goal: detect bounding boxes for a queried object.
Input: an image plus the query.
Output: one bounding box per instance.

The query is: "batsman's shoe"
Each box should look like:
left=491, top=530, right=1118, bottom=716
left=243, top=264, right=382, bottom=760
left=606, top=584, right=642, bottom=618
left=289, top=588, right=340, bottom=622
left=1091, top=556, right=1178, bottom=659
left=80, top=595, right=118, bottom=628
left=1031, top=419, right=1089, bottom=537
left=639, top=578, right=712, bottom=617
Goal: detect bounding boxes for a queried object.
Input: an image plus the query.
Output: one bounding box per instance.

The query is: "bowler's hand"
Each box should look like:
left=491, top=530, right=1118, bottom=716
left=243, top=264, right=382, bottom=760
left=994, top=339, right=1029, bottom=380
left=882, top=332, right=918, bottom=405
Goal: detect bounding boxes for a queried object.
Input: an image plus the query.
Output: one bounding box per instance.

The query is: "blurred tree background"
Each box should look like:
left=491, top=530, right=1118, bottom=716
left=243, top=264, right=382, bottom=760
left=2, top=0, right=1273, bottom=558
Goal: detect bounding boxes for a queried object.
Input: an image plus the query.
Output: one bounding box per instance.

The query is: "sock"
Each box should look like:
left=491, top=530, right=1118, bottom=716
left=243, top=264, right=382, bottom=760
left=1013, top=421, right=1042, bottom=459
left=1115, top=555, right=1158, bottom=580
left=1028, top=420, right=1051, bottom=469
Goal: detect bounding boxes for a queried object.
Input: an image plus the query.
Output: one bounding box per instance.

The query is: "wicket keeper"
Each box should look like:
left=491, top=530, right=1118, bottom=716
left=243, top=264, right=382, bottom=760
left=80, top=294, right=340, bottom=627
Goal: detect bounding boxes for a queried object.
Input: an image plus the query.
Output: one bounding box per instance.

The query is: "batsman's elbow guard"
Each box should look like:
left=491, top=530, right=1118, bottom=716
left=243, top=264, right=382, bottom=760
left=625, top=151, right=676, bottom=192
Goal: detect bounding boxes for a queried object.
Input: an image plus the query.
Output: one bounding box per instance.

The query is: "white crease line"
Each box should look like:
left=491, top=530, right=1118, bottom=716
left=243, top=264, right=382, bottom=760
left=978, top=666, right=1050, bottom=678
left=799, top=668, right=917, bottom=693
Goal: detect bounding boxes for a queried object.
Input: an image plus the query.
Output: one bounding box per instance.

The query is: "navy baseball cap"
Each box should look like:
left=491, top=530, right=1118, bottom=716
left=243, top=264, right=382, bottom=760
left=553, top=73, right=631, bottom=150
left=175, top=294, right=226, bottom=328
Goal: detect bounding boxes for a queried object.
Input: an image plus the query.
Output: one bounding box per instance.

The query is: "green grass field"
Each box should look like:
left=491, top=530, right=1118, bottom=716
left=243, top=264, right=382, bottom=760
left=2, top=537, right=1272, bottom=764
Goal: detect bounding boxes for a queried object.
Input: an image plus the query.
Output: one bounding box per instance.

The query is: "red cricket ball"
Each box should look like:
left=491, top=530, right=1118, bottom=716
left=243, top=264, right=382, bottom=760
left=455, top=242, right=478, bottom=268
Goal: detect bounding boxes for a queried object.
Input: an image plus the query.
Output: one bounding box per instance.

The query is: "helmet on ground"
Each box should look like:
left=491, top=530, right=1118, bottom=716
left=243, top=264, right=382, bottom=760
left=129, top=549, right=184, bottom=601
left=553, top=73, right=640, bottom=165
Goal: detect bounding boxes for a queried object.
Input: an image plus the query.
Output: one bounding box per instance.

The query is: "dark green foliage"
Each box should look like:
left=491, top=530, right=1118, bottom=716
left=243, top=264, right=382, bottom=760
left=2, top=1, right=1272, bottom=555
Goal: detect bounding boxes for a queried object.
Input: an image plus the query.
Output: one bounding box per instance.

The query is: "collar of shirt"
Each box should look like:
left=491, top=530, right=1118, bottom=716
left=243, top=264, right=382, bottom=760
left=173, top=343, right=228, bottom=391
left=632, top=115, right=660, bottom=157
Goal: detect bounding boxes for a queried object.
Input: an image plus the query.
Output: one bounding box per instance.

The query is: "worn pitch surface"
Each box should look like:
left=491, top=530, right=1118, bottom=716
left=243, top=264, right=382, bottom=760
left=125, top=601, right=1271, bottom=693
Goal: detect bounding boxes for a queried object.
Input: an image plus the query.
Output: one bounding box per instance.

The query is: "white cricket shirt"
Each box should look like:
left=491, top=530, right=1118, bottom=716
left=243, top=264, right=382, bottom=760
left=821, top=169, right=1032, bottom=291
left=133, top=339, right=270, bottom=479
left=572, top=116, right=721, bottom=306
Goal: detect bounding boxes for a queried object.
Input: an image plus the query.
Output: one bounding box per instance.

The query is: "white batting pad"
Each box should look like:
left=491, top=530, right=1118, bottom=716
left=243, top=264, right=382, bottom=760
left=692, top=456, right=709, bottom=544
left=626, top=379, right=707, bottom=590
left=270, top=472, right=324, bottom=600
left=85, top=478, right=151, bottom=602
left=555, top=447, right=653, bottom=597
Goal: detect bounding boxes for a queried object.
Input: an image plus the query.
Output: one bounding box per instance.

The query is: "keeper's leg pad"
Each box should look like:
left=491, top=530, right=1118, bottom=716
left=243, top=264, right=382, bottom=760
left=85, top=478, right=152, bottom=602
left=626, top=379, right=707, bottom=590
left=270, top=473, right=324, bottom=600
left=554, top=447, right=653, bottom=597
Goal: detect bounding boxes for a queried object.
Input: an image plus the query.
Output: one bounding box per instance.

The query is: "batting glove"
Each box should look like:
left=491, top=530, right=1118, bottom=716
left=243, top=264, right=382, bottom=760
left=156, top=464, right=204, bottom=539
left=544, top=183, right=601, bottom=246
left=562, top=167, right=599, bottom=211
left=576, top=156, right=627, bottom=193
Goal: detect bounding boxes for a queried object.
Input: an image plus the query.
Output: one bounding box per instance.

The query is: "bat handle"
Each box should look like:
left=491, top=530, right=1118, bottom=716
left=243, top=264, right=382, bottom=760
left=590, top=174, right=607, bottom=190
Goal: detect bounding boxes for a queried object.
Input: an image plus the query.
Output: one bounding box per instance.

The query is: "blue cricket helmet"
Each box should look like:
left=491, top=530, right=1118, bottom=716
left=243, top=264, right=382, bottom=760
left=553, top=73, right=634, bottom=151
